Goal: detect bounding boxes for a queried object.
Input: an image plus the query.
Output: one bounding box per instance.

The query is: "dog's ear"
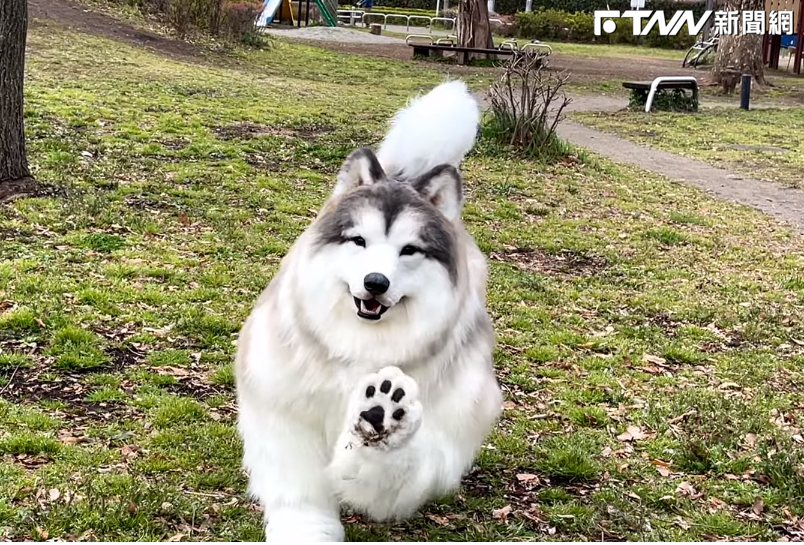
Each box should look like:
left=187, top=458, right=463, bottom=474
left=331, top=147, right=386, bottom=197
left=412, top=164, right=464, bottom=221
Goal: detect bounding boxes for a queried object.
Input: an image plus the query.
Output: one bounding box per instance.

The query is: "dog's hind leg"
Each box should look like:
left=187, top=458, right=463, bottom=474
left=239, top=398, right=345, bottom=542
left=326, top=364, right=501, bottom=522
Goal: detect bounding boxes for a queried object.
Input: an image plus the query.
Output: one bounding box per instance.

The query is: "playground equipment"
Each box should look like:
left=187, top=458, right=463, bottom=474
left=682, top=30, right=719, bottom=68
left=260, top=0, right=338, bottom=26
left=257, top=0, right=286, bottom=25
left=337, top=9, right=456, bottom=32
left=763, top=0, right=804, bottom=74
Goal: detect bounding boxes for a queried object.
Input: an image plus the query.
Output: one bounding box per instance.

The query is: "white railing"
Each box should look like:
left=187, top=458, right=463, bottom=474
left=337, top=9, right=456, bottom=32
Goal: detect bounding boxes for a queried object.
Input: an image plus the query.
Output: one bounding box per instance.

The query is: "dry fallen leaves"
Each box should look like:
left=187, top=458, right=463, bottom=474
left=675, top=481, right=702, bottom=499
left=426, top=514, right=450, bottom=526
left=516, top=473, right=539, bottom=483
left=492, top=505, right=513, bottom=522
left=651, top=459, right=672, bottom=477
left=752, top=497, right=765, bottom=516
left=642, top=354, right=667, bottom=366
left=617, top=425, right=646, bottom=442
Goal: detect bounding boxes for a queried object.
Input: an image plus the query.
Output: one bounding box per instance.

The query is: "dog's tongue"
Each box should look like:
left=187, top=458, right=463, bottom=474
left=363, top=299, right=381, bottom=313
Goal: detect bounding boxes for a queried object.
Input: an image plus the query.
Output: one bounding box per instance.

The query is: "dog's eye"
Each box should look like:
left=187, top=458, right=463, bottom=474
left=350, top=236, right=366, bottom=248
left=400, top=245, right=421, bottom=256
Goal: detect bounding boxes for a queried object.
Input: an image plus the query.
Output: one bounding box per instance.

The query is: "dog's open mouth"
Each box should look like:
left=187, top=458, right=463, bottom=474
left=353, top=297, right=389, bottom=321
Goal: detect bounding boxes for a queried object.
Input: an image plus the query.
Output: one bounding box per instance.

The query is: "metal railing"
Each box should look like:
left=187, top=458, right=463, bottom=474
left=337, top=9, right=456, bottom=32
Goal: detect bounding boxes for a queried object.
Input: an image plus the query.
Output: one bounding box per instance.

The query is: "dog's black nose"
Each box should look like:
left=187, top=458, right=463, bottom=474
left=364, top=272, right=390, bottom=295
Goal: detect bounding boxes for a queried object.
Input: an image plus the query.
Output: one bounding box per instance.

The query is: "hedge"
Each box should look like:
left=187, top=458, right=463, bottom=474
left=370, top=0, right=706, bottom=16
left=515, top=8, right=697, bottom=48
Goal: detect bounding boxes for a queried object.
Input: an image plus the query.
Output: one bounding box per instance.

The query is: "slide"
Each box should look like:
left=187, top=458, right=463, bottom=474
left=257, top=0, right=283, bottom=26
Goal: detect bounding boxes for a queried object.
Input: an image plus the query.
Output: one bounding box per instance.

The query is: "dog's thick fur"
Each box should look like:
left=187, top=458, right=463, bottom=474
left=235, top=80, right=503, bottom=542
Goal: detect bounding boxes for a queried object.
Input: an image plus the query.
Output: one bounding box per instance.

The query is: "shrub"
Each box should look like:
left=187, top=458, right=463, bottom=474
left=483, top=53, right=572, bottom=162
left=166, top=0, right=197, bottom=39
left=125, top=0, right=267, bottom=45
left=221, top=0, right=264, bottom=44
left=491, top=18, right=517, bottom=37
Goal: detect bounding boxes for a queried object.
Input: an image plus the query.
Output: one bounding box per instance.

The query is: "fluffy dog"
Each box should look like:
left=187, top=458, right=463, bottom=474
left=235, top=80, right=502, bottom=541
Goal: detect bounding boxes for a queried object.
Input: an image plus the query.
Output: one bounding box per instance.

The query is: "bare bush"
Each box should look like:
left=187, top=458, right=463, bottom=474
left=166, top=0, right=196, bottom=39
left=221, top=0, right=263, bottom=43
left=484, top=53, right=572, bottom=161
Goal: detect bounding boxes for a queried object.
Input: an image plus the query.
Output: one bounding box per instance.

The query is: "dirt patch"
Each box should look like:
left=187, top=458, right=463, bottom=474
left=0, top=226, right=39, bottom=243
left=28, top=0, right=209, bottom=62
left=0, top=179, right=65, bottom=204
left=214, top=121, right=335, bottom=140
left=161, top=374, right=232, bottom=402
left=156, top=137, right=191, bottom=151
left=718, top=143, right=791, bottom=153
left=244, top=153, right=290, bottom=172
left=125, top=194, right=183, bottom=211
left=106, top=345, right=148, bottom=371
left=491, top=247, right=609, bottom=277
left=1, top=366, right=133, bottom=420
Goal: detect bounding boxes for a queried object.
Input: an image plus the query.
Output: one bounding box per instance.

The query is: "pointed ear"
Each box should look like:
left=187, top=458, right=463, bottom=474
left=412, top=165, right=464, bottom=221
left=331, top=147, right=386, bottom=197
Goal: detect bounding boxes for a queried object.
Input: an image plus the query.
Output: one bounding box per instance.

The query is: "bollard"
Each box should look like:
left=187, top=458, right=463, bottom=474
left=740, top=74, right=751, bottom=110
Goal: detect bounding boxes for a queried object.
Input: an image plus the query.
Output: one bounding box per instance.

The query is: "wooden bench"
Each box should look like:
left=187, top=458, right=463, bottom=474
left=622, top=77, right=699, bottom=113
left=407, top=37, right=551, bottom=66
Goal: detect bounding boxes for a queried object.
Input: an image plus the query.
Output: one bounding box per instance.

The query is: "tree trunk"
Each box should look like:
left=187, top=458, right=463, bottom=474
left=711, top=0, right=766, bottom=86
left=457, top=0, right=493, bottom=60
left=0, top=0, right=38, bottom=202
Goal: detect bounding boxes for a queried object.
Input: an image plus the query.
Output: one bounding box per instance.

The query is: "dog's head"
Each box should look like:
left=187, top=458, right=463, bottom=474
left=298, top=147, right=465, bottom=334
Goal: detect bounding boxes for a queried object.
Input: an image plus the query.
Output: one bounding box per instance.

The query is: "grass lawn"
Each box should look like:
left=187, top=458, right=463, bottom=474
left=2, top=18, right=804, bottom=542
left=571, top=108, right=804, bottom=189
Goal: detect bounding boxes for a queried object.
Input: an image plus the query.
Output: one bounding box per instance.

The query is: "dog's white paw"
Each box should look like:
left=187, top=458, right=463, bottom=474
left=346, top=366, right=422, bottom=450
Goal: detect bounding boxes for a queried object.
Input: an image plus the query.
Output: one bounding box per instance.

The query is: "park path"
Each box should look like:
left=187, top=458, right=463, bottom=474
left=554, top=95, right=804, bottom=232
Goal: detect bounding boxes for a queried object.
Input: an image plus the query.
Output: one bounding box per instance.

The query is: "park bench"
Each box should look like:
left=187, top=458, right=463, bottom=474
left=622, top=76, right=699, bottom=113
left=406, top=36, right=552, bottom=66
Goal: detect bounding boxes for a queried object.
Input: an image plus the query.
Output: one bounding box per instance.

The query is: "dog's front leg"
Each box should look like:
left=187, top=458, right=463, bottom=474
left=239, top=398, right=345, bottom=542
left=326, top=365, right=499, bottom=522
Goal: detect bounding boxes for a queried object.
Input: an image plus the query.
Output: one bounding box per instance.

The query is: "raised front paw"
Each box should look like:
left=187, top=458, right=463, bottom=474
left=348, top=366, right=422, bottom=450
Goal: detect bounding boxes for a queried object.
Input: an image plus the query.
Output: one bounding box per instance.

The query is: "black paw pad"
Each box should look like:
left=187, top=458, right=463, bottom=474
left=360, top=405, right=385, bottom=432
left=392, top=408, right=405, bottom=420
left=391, top=388, right=405, bottom=403
left=380, top=380, right=392, bottom=394
left=366, top=385, right=375, bottom=398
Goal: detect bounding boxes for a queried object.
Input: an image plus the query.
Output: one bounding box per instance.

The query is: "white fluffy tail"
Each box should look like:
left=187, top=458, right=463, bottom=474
left=376, top=80, right=480, bottom=180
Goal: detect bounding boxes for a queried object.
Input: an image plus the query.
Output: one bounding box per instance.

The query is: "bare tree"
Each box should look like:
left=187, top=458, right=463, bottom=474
left=457, top=0, right=494, bottom=59
left=711, top=0, right=767, bottom=88
left=0, top=0, right=38, bottom=203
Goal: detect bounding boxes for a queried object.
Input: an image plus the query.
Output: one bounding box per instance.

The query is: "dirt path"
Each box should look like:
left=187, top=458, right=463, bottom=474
left=261, top=25, right=405, bottom=44
left=557, top=118, right=804, bottom=232
left=28, top=0, right=216, bottom=62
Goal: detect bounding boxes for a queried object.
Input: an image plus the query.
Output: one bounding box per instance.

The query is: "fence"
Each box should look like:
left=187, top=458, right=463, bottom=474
left=337, top=9, right=456, bottom=31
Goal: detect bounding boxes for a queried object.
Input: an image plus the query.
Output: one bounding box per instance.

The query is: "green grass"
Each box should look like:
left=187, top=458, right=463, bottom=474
left=1, top=14, right=804, bottom=542
left=571, top=107, right=804, bottom=188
